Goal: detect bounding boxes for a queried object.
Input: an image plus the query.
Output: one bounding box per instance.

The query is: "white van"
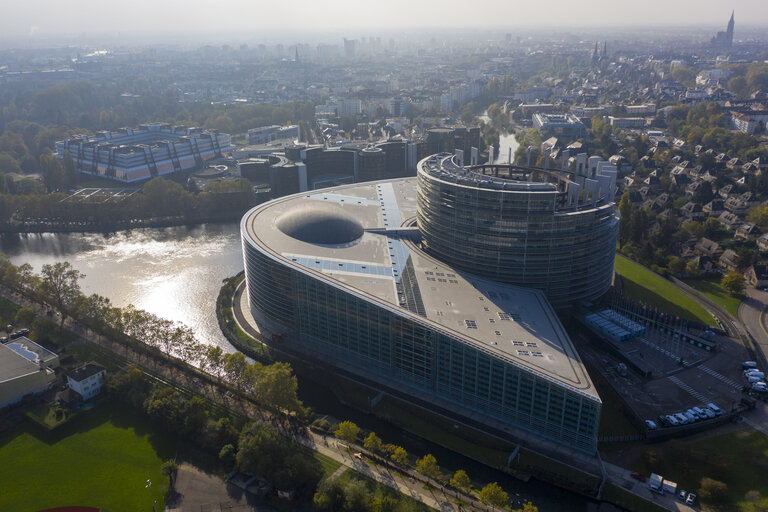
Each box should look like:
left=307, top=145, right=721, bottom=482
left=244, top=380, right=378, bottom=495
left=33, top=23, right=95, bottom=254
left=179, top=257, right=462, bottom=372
left=707, top=403, right=722, bottom=416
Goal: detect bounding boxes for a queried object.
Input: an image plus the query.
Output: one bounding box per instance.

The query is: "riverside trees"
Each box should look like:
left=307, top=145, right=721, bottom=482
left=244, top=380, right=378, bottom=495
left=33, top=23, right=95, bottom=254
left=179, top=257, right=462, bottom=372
left=0, top=256, right=305, bottom=415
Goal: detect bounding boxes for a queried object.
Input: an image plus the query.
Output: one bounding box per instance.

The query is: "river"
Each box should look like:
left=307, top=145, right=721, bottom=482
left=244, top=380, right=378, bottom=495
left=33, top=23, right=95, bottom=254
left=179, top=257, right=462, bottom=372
left=0, top=223, right=591, bottom=510
left=0, top=222, right=244, bottom=352
left=479, top=111, right=519, bottom=164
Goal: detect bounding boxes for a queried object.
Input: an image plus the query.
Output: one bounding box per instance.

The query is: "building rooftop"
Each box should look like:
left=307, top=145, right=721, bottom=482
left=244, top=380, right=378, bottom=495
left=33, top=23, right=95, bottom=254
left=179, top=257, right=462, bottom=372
left=0, top=339, right=55, bottom=382
left=242, top=178, right=599, bottom=400
left=68, top=362, right=106, bottom=383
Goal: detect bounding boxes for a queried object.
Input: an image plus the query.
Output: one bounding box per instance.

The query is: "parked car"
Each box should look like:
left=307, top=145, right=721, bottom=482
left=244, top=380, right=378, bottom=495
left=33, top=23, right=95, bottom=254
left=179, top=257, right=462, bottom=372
left=666, top=415, right=679, bottom=426
left=678, top=489, right=687, bottom=501
left=707, top=403, right=722, bottom=416
left=742, top=361, right=758, bottom=370
left=630, top=472, right=646, bottom=482
left=645, top=420, right=657, bottom=430
left=675, top=413, right=689, bottom=425
left=686, top=493, right=696, bottom=505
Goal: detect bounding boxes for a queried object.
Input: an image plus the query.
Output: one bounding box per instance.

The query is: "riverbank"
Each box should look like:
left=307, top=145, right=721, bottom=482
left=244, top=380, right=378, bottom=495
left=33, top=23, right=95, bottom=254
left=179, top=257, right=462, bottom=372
left=0, top=209, right=247, bottom=234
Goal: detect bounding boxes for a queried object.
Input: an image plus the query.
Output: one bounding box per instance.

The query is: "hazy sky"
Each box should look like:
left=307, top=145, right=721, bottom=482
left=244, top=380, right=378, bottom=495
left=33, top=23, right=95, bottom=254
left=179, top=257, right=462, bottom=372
left=2, top=0, right=766, bottom=39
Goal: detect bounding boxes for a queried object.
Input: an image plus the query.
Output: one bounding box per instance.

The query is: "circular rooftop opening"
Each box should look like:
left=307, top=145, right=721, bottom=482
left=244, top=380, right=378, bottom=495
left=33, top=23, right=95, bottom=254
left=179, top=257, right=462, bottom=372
left=276, top=202, right=364, bottom=245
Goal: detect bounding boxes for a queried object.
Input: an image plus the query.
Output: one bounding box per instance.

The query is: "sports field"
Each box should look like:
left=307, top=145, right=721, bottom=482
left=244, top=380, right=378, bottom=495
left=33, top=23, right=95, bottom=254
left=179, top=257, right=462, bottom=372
left=0, top=404, right=175, bottom=512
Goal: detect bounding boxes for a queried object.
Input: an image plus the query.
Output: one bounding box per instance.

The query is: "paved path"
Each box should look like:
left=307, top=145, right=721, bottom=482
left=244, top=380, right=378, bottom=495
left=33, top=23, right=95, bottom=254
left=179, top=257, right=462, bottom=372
left=602, top=462, right=696, bottom=512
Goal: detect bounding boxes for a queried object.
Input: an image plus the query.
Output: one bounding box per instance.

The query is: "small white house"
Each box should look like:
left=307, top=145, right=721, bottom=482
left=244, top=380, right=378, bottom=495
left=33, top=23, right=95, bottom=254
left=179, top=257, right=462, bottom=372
left=67, top=363, right=107, bottom=401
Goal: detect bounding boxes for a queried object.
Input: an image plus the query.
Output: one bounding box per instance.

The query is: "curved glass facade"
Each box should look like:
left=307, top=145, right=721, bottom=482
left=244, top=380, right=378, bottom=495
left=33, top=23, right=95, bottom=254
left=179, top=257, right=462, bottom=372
left=417, top=158, right=618, bottom=308
left=241, top=231, right=600, bottom=453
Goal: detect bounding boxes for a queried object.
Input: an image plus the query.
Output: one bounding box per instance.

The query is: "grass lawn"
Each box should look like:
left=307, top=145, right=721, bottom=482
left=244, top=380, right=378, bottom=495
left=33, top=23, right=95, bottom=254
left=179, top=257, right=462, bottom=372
left=335, top=469, right=433, bottom=511
left=682, top=277, right=742, bottom=318
left=313, top=450, right=343, bottom=478
left=614, top=255, right=716, bottom=327
left=0, top=402, right=176, bottom=512
left=628, top=430, right=768, bottom=511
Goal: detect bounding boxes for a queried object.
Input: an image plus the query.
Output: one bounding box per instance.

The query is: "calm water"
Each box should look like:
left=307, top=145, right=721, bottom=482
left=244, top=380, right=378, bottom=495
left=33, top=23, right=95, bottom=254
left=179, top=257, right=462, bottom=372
left=0, top=222, right=590, bottom=510
left=0, top=222, right=244, bottom=352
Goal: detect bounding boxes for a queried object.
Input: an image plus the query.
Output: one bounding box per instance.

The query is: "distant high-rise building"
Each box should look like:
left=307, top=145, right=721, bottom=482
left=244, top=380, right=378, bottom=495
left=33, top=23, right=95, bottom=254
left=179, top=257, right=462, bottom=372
left=343, top=38, right=356, bottom=59
left=711, top=11, right=734, bottom=49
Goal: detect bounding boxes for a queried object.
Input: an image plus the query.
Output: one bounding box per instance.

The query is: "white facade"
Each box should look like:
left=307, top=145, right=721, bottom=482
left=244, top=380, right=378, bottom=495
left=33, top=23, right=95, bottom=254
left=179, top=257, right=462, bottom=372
left=67, top=364, right=106, bottom=400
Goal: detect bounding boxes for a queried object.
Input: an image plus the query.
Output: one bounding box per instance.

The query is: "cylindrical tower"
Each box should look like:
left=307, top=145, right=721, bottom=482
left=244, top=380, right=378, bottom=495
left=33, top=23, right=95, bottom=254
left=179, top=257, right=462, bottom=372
left=417, top=154, right=618, bottom=308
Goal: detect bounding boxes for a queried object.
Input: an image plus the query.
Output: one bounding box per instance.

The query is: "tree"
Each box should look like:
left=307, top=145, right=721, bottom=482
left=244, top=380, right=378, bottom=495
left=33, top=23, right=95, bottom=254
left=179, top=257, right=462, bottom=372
left=219, top=444, right=237, bottom=470
left=479, top=482, right=509, bottom=508
left=699, top=477, right=728, bottom=503
left=618, top=191, right=633, bottom=246
left=253, top=361, right=302, bottom=412
left=334, top=420, right=360, bottom=444
left=449, top=470, right=471, bottom=492
left=363, top=432, right=382, bottom=452
left=415, top=454, right=440, bottom=480
left=722, top=270, right=746, bottom=297
left=13, top=307, right=37, bottom=327
left=390, top=446, right=408, bottom=465
left=161, top=459, right=179, bottom=488
left=39, top=262, right=84, bottom=327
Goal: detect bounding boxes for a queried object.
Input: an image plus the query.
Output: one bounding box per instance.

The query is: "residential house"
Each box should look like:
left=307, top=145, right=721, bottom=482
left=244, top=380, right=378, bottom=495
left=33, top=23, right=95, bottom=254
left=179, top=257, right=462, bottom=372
left=681, top=202, right=705, bottom=221
left=67, top=363, right=107, bottom=401
left=745, top=264, right=768, bottom=289
left=718, top=249, right=739, bottom=271
left=695, top=237, right=723, bottom=258
left=703, top=198, right=725, bottom=216
left=735, top=222, right=762, bottom=240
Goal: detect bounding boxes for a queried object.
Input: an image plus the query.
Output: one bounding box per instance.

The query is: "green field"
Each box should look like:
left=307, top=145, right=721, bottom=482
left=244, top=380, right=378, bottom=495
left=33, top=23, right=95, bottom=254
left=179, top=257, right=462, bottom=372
left=614, top=255, right=716, bottom=326
left=629, top=430, right=768, bottom=511
left=683, top=278, right=742, bottom=318
left=0, top=403, right=175, bottom=512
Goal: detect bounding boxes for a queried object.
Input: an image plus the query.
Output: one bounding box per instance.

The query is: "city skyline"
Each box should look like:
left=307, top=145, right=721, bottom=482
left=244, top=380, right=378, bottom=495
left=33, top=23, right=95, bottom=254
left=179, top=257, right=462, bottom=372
left=1, top=1, right=764, bottom=40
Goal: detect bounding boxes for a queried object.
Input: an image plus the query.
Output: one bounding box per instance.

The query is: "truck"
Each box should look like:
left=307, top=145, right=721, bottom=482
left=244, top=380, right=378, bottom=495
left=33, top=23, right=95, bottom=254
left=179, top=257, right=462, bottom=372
left=649, top=473, right=664, bottom=494
left=663, top=480, right=678, bottom=495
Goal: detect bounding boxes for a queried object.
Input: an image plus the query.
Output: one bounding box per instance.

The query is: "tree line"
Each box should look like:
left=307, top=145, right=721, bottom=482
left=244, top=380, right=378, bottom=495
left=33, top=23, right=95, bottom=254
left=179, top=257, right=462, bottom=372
left=0, top=176, right=255, bottom=230
left=0, top=256, right=305, bottom=417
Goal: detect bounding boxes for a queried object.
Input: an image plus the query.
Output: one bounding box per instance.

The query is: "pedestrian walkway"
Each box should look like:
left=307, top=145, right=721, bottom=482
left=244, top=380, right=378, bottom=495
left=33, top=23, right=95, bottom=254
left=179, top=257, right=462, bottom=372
left=699, top=365, right=741, bottom=389
left=668, top=375, right=709, bottom=403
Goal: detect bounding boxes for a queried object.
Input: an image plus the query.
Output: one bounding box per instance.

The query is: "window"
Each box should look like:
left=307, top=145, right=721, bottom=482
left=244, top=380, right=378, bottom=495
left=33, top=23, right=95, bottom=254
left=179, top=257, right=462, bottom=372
left=498, top=312, right=510, bottom=321
left=513, top=340, right=525, bottom=346
left=517, top=350, right=530, bottom=356
left=465, top=320, right=478, bottom=329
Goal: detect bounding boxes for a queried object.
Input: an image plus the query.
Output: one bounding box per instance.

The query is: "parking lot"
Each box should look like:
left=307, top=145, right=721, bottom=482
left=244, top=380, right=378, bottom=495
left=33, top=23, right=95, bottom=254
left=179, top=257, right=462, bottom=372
left=578, top=323, right=752, bottom=434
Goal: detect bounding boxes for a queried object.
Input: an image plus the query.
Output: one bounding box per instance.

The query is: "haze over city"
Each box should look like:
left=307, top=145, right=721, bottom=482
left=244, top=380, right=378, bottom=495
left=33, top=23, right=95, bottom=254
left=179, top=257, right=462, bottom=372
left=3, top=0, right=768, bottom=43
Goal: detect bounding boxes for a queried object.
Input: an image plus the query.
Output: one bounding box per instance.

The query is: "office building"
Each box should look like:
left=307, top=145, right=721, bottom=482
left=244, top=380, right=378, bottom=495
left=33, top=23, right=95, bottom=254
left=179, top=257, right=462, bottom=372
left=241, top=153, right=618, bottom=454
left=532, top=113, right=586, bottom=141
left=56, top=123, right=234, bottom=183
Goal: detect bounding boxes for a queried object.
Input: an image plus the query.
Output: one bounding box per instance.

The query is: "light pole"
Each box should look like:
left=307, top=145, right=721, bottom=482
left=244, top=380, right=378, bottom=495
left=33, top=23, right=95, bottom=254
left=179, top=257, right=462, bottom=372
left=145, top=478, right=157, bottom=512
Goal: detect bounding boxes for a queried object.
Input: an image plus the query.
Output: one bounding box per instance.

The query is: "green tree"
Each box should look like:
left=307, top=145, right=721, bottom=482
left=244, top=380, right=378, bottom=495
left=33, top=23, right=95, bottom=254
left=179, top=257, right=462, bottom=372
left=390, top=446, right=408, bottom=465
left=415, top=453, right=440, bottom=480
left=39, top=261, right=84, bottom=327
left=479, top=482, right=509, bottom=508
left=618, top=191, right=633, bottom=246
left=363, top=432, right=382, bottom=452
left=699, top=477, right=728, bottom=503
left=722, top=270, right=746, bottom=296
left=161, top=459, right=179, bottom=488
left=334, top=420, right=360, bottom=444
left=450, top=469, right=471, bottom=492
left=219, top=444, right=237, bottom=469
left=13, top=307, right=37, bottom=327
left=253, top=361, right=302, bottom=412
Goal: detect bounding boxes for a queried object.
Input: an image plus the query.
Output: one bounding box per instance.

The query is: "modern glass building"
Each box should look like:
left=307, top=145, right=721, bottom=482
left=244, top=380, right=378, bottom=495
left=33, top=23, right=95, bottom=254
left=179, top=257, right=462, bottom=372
left=418, top=154, right=618, bottom=308
left=241, top=155, right=616, bottom=455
